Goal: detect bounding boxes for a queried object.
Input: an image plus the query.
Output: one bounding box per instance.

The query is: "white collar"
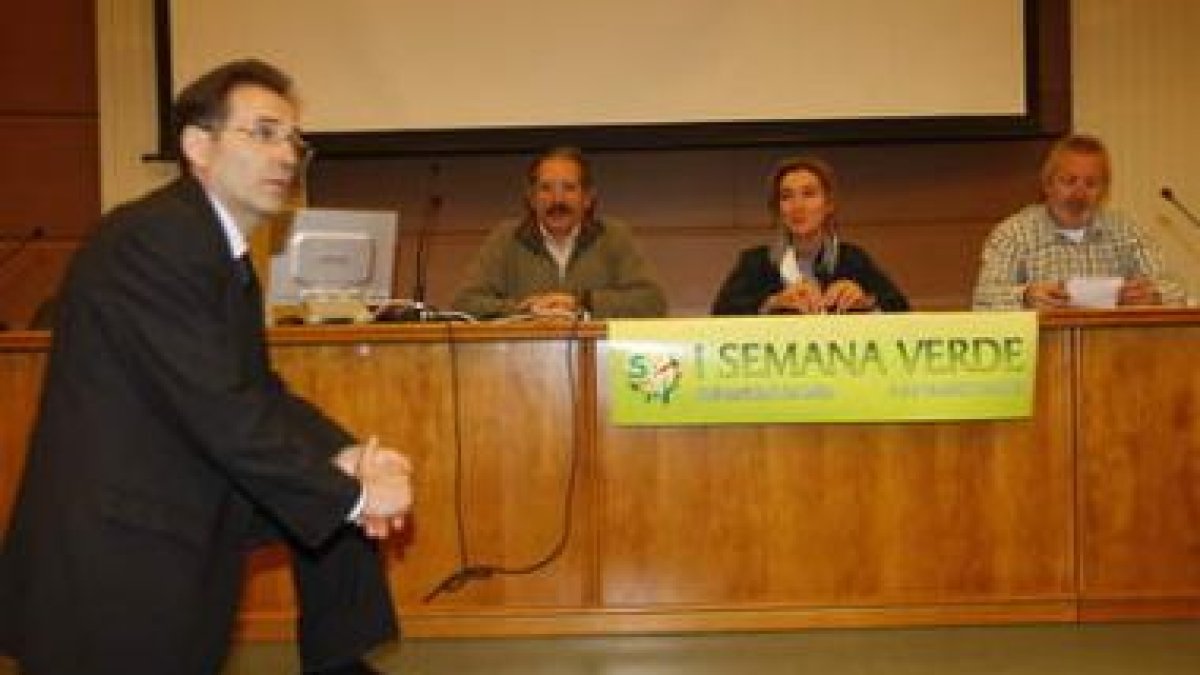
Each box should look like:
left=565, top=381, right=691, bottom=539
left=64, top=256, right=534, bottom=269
left=204, top=190, right=250, bottom=259
left=538, top=222, right=579, bottom=248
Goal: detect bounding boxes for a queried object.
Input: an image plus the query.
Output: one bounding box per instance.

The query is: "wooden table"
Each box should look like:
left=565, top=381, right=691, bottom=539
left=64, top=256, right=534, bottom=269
left=3, top=311, right=1199, bottom=638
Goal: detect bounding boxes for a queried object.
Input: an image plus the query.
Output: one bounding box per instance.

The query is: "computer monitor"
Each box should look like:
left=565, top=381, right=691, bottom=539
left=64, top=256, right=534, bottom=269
left=267, top=207, right=398, bottom=308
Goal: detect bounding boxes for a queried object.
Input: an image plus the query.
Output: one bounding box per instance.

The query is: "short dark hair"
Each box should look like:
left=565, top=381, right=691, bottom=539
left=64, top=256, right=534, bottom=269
left=768, top=156, right=838, bottom=215
left=170, top=59, right=295, bottom=168
left=526, top=146, right=593, bottom=191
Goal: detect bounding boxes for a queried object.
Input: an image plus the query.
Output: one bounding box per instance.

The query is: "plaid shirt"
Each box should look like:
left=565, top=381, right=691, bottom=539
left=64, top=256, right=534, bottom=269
left=972, top=204, right=1186, bottom=309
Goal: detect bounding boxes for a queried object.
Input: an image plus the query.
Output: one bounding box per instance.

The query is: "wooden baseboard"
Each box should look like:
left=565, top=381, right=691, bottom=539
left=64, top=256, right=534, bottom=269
left=1079, top=597, right=1200, bottom=622
left=235, top=601, right=1079, bottom=641
left=239, top=597, right=1200, bottom=642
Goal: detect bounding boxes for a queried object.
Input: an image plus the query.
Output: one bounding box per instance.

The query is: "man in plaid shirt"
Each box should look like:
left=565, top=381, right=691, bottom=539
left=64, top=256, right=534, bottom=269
left=972, top=134, right=1185, bottom=310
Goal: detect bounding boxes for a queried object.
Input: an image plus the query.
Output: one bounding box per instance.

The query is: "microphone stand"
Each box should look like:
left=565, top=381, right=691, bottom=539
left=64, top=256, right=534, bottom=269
left=1159, top=187, right=1200, bottom=309
left=392, top=163, right=442, bottom=321
left=410, top=193, right=442, bottom=320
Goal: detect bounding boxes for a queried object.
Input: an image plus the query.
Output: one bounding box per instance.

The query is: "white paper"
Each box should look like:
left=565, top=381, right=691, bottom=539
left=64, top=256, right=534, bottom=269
left=1066, top=276, right=1122, bottom=309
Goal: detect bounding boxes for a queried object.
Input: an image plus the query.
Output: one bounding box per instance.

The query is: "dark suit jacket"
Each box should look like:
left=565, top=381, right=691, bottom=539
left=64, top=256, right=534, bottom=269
left=0, top=178, right=366, bottom=674
left=711, top=242, right=910, bottom=315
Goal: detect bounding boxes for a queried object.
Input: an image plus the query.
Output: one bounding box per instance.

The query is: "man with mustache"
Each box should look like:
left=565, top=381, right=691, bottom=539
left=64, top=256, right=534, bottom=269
left=451, top=146, right=667, bottom=319
left=973, top=134, right=1184, bottom=310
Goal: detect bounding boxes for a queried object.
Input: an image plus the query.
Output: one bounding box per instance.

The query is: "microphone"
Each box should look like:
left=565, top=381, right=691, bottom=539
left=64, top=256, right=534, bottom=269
left=1161, top=187, right=1200, bottom=229
left=0, top=226, right=46, bottom=331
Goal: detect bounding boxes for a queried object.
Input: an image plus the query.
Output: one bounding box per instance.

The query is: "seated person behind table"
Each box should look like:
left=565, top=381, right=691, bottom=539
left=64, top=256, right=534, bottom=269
left=711, top=156, right=909, bottom=315
left=451, top=146, right=667, bottom=319
left=972, top=133, right=1185, bottom=310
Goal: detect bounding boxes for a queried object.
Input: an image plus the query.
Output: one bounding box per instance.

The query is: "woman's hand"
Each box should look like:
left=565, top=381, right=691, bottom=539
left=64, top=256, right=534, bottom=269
left=822, top=279, right=876, bottom=313
left=762, top=279, right=825, bottom=314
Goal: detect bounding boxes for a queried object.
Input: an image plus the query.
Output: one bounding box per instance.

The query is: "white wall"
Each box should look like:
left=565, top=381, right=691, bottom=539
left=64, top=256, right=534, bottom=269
left=96, top=0, right=175, bottom=211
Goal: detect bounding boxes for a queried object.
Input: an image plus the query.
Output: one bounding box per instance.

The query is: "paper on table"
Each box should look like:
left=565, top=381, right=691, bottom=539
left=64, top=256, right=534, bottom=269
left=1066, top=276, right=1122, bottom=308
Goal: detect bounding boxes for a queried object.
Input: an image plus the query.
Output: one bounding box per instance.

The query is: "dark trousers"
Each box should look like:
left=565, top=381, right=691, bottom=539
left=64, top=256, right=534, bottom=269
left=288, top=526, right=399, bottom=671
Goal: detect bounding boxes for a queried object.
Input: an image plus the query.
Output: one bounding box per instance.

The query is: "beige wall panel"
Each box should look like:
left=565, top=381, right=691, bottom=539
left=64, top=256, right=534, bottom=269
left=1073, top=0, right=1200, bottom=301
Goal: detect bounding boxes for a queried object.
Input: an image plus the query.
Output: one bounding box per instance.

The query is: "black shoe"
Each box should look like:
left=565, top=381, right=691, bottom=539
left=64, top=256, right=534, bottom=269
left=304, top=659, right=384, bottom=675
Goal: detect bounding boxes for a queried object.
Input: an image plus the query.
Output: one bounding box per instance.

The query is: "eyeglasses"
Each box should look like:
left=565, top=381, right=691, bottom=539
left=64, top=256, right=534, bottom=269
left=1052, top=174, right=1104, bottom=192
left=208, top=121, right=314, bottom=164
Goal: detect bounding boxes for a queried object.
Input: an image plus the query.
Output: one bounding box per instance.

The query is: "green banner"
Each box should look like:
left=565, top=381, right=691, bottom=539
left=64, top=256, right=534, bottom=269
left=608, top=312, right=1037, bottom=425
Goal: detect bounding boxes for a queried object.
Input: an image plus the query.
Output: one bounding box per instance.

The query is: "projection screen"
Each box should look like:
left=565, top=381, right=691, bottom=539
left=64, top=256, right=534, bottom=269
left=158, top=0, right=1043, bottom=154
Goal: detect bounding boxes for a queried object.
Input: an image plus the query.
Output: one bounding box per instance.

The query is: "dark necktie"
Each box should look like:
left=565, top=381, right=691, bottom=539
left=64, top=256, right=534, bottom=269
left=232, top=254, right=269, bottom=371
left=234, top=254, right=256, bottom=288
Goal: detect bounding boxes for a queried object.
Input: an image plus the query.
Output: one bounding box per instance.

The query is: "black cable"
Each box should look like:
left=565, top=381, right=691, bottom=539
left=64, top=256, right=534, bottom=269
left=424, top=315, right=583, bottom=602
left=422, top=320, right=472, bottom=603
left=488, top=313, right=581, bottom=576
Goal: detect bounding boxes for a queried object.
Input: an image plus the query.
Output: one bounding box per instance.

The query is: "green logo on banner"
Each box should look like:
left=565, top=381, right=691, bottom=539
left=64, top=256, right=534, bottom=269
left=626, top=353, right=682, bottom=404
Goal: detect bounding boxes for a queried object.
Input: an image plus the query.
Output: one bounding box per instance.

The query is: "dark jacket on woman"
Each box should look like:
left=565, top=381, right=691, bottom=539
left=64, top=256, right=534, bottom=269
left=711, top=241, right=909, bottom=315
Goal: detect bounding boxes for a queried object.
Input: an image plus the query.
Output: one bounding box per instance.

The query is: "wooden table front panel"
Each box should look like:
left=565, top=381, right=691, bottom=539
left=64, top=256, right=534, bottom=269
left=1077, top=324, right=1200, bottom=609
left=595, top=332, right=1076, bottom=610
left=5, top=316, right=1200, bottom=637
left=238, top=337, right=595, bottom=628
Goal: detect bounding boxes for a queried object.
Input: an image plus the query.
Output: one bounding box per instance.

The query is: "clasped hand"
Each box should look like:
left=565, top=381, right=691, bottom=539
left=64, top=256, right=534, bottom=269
left=333, top=437, right=413, bottom=539
left=518, top=291, right=580, bottom=317
left=763, top=279, right=875, bottom=314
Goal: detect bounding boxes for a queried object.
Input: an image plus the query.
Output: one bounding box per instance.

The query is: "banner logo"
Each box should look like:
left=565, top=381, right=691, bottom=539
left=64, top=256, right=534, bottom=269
left=626, top=353, right=683, bottom=404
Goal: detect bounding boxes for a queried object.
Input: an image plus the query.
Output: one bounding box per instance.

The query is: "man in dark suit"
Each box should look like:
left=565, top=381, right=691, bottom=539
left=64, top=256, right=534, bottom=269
left=0, top=61, right=410, bottom=675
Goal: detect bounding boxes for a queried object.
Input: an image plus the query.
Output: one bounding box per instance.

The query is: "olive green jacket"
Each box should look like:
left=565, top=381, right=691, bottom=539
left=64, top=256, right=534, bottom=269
left=451, top=217, right=667, bottom=319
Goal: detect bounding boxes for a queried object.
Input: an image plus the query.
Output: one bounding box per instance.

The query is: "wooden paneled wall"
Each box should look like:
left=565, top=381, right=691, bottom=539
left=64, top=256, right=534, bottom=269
left=308, top=140, right=1051, bottom=315
left=0, top=1, right=97, bottom=329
